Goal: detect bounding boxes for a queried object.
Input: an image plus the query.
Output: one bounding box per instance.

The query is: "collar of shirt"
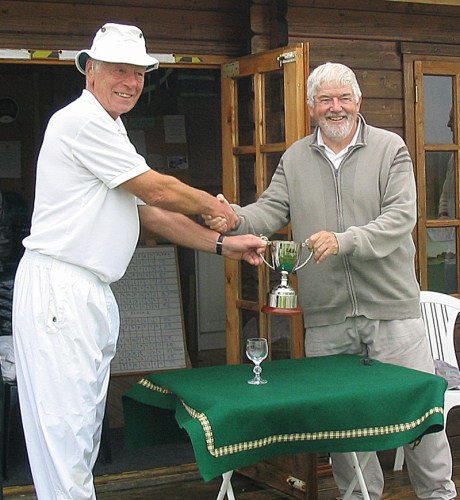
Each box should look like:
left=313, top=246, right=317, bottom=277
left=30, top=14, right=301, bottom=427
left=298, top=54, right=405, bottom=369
left=318, top=120, right=361, bottom=169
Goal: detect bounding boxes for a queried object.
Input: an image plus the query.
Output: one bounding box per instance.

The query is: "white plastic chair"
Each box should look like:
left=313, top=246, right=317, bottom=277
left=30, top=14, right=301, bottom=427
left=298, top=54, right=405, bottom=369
left=393, top=290, right=460, bottom=471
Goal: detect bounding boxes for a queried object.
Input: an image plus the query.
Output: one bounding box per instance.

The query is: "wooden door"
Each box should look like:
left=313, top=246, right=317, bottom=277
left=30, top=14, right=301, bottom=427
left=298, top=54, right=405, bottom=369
left=413, top=61, right=460, bottom=294
left=221, top=44, right=309, bottom=365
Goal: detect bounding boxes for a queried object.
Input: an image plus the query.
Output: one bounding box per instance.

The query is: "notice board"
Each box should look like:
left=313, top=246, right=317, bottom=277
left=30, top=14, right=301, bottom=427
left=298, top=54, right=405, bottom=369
left=110, top=245, right=187, bottom=374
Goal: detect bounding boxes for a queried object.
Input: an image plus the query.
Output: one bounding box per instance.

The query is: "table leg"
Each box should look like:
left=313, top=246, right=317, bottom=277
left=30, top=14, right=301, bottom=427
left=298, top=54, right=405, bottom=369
left=341, top=452, right=371, bottom=500
left=216, top=470, right=235, bottom=500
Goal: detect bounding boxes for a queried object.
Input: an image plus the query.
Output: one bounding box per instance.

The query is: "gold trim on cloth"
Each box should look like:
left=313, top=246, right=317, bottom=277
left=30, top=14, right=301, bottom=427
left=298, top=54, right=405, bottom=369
left=137, top=378, right=444, bottom=459
left=138, top=378, right=173, bottom=395
left=181, top=402, right=444, bottom=458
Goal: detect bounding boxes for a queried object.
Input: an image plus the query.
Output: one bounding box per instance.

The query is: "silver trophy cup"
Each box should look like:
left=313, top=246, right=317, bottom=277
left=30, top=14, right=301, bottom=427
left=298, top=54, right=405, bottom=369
left=260, top=237, right=313, bottom=310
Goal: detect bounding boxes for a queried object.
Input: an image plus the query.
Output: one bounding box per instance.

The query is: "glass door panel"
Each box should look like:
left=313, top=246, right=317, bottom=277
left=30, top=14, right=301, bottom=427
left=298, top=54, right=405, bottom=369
left=264, top=70, right=285, bottom=144
left=237, top=77, right=255, bottom=147
left=414, top=61, right=460, bottom=293
left=237, top=155, right=256, bottom=206
left=426, top=228, right=457, bottom=294
left=241, top=261, right=260, bottom=302
left=423, top=75, right=454, bottom=144
left=425, top=151, right=456, bottom=219
left=266, top=152, right=283, bottom=181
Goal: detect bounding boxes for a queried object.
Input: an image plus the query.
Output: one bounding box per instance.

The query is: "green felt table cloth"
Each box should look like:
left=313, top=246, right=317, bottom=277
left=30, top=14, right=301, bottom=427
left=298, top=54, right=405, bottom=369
left=122, top=354, right=446, bottom=481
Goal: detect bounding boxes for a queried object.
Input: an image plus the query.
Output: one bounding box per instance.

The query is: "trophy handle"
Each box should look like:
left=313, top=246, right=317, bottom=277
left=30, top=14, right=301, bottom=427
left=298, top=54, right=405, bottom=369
left=259, top=235, right=275, bottom=271
left=294, top=240, right=314, bottom=272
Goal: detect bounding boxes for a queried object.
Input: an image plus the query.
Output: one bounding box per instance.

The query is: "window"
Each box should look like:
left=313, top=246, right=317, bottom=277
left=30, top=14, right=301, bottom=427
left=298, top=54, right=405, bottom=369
left=413, top=61, right=460, bottom=294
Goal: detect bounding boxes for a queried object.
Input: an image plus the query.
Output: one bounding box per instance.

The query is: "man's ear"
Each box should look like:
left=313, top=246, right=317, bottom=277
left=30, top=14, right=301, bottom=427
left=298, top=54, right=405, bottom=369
left=85, top=60, right=94, bottom=76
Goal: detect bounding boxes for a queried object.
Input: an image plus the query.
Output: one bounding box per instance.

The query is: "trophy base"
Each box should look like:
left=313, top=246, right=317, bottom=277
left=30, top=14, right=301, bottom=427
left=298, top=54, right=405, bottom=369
left=262, top=305, right=302, bottom=316
left=267, top=289, right=298, bottom=309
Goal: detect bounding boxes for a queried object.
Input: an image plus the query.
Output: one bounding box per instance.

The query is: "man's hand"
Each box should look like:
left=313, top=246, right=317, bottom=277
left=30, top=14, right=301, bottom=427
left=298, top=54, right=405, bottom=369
left=221, top=234, right=267, bottom=265
left=203, top=194, right=236, bottom=233
left=307, top=230, right=339, bottom=263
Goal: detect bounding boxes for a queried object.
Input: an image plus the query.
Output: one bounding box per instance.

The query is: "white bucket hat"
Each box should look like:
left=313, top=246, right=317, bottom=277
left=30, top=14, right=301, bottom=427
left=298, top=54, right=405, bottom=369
left=75, top=23, right=159, bottom=74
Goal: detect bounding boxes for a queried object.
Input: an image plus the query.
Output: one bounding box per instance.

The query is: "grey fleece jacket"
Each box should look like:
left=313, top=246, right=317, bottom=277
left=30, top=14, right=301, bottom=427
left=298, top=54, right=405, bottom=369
left=231, top=115, right=421, bottom=327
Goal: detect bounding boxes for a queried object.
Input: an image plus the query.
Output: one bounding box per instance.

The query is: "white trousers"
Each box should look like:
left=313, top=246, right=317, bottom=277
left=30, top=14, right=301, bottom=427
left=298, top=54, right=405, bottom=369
left=12, top=250, right=119, bottom=499
left=305, top=316, right=457, bottom=500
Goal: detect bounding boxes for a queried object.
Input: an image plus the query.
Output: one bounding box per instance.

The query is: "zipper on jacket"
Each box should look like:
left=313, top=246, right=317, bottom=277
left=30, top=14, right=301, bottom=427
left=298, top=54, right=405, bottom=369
left=313, top=144, right=360, bottom=317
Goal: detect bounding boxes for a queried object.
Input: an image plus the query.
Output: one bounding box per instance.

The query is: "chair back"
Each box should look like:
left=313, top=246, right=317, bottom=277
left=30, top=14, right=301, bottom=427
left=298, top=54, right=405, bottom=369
left=420, top=290, right=460, bottom=369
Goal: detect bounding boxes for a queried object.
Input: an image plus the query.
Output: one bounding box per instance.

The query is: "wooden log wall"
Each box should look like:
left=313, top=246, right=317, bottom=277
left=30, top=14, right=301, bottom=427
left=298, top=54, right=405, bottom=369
left=287, top=0, right=460, bottom=45
left=0, top=0, right=251, bottom=56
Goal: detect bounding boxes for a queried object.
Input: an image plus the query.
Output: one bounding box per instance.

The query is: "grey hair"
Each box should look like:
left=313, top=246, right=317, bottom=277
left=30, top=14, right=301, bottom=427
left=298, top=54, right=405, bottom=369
left=307, top=62, right=362, bottom=107
left=87, top=58, right=104, bottom=73
left=84, top=58, right=105, bottom=89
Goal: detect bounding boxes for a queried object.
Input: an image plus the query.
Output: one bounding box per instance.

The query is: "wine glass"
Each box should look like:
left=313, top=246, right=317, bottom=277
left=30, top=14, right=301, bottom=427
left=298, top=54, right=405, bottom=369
left=246, top=337, right=268, bottom=385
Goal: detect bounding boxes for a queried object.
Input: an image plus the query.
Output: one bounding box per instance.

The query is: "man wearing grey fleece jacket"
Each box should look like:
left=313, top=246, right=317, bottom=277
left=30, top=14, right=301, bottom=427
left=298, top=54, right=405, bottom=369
left=206, top=62, right=456, bottom=499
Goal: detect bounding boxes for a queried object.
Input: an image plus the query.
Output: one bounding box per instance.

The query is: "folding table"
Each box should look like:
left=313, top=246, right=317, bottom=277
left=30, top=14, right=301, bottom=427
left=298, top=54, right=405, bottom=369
left=123, top=354, right=446, bottom=499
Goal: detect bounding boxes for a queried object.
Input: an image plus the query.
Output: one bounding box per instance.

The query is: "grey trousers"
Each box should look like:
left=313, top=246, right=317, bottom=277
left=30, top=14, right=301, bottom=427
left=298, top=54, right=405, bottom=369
left=305, top=316, right=457, bottom=499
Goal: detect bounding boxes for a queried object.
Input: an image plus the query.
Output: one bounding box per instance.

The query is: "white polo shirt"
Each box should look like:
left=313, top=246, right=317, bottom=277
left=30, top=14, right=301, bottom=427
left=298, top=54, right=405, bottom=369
left=23, top=90, right=150, bottom=283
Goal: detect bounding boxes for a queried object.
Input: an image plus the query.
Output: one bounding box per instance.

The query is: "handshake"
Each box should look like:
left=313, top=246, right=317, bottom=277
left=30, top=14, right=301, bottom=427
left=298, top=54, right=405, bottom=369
left=203, top=194, right=235, bottom=233
left=203, top=194, right=267, bottom=266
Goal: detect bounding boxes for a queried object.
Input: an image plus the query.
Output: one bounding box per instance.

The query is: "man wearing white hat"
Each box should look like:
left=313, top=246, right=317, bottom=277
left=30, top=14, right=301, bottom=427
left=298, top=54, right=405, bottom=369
left=12, top=23, right=266, bottom=499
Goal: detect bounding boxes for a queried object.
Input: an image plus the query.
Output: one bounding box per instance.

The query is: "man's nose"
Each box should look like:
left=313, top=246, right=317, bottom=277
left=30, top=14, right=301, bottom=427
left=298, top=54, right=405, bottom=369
left=330, top=97, right=343, bottom=110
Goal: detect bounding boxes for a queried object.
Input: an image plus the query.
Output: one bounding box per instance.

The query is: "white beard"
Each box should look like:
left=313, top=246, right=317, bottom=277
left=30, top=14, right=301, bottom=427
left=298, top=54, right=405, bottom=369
left=320, top=114, right=354, bottom=140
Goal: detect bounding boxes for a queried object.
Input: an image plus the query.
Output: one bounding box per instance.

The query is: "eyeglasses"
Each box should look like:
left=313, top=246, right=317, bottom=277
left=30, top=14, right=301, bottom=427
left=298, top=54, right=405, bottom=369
left=315, top=95, right=355, bottom=107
